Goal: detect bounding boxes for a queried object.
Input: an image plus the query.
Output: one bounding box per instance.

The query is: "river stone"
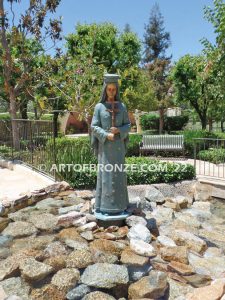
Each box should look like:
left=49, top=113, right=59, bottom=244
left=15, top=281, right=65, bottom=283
left=51, top=268, right=80, bottom=291
left=58, top=204, right=84, bottom=215
left=152, top=207, right=175, bottom=225
left=81, top=263, right=129, bottom=289
left=0, top=235, right=13, bottom=247
left=30, top=284, right=66, bottom=300
left=91, top=249, right=119, bottom=264
left=10, top=235, right=55, bottom=253
left=82, top=291, right=116, bottom=300
left=130, top=239, right=156, bottom=257
left=160, top=246, right=188, bottom=264
left=19, top=257, right=54, bottom=281
left=0, top=255, right=20, bottom=281
left=29, top=213, right=58, bottom=231
left=128, top=270, right=168, bottom=299
left=204, top=247, right=224, bottom=258
left=125, top=215, right=147, bottom=227
left=35, top=198, right=66, bottom=209
left=57, top=211, right=84, bottom=227
left=0, top=277, right=30, bottom=300
left=145, top=186, right=165, bottom=203
left=90, top=239, right=126, bottom=256
left=65, top=239, right=89, bottom=250
left=168, top=261, right=195, bottom=276
left=0, top=217, right=10, bottom=232
left=127, top=223, right=152, bottom=243
left=120, top=248, right=149, bottom=266
left=173, top=230, right=207, bottom=254
left=186, top=278, right=225, bottom=300
left=157, top=235, right=177, bottom=247
left=43, top=241, right=68, bottom=257
left=77, top=222, right=97, bottom=232
left=188, top=252, right=225, bottom=279
left=58, top=227, right=88, bottom=243
left=2, top=221, right=38, bottom=238
left=80, top=231, right=94, bottom=241
left=66, top=249, right=94, bottom=268
left=66, top=284, right=91, bottom=300
left=167, top=278, right=195, bottom=300
left=128, top=263, right=153, bottom=281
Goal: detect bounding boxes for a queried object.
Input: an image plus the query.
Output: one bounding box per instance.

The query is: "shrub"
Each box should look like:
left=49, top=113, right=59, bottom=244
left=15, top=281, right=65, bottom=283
left=140, top=114, right=159, bottom=130
left=164, top=115, right=189, bottom=132
left=127, top=134, right=142, bottom=156
left=198, top=148, right=225, bottom=164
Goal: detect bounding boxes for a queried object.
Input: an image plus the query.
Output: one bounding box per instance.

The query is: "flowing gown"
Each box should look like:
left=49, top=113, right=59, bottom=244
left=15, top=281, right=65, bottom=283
left=91, top=101, right=131, bottom=214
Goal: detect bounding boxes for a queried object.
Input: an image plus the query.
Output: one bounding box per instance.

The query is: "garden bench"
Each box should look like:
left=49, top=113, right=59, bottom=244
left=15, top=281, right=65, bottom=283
left=139, top=135, right=184, bottom=156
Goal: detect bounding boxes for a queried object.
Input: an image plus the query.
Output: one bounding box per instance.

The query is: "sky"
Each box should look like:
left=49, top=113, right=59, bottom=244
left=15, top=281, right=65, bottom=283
left=7, top=0, right=216, bottom=62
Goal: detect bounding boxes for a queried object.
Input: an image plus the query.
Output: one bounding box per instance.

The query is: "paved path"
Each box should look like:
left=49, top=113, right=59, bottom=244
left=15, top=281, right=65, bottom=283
left=0, top=164, right=55, bottom=202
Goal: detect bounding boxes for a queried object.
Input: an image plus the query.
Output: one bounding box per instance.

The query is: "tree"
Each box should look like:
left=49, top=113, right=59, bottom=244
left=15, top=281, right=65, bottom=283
left=143, top=4, right=172, bottom=133
left=171, top=54, right=218, bottom=130
left=202, top=0, right=225, bottom=130
left=0, top=0, right=62, bottom=148
left=66, top=22, right=141, bottom=73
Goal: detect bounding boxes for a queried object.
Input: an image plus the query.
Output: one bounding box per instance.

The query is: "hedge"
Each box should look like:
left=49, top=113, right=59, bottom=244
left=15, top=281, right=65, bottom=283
left=198, top=148, right=225, bottom=164
left=47, top=136, right=195, bottom=188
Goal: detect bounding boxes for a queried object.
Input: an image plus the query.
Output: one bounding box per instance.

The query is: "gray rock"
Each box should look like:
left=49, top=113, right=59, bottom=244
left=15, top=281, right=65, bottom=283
left=80, top=231, right=94, bottom=241
left=0, top=203, right=5, bottom=216
left=35, top=198, right=66, bottom=209
left=128, top=263, right=152, bottom=281
left=2, top=221, right=38, bottom=238
left=51, top=268, right=80, bottom=291
left=188, top=251, right=225, bottom=279
left=82, top=291, right=116, bottom=300
left=81, top=263, right=129, bottom=289
left=157, top=235, right=176, bottom=247
left=125, top=215, right=147, bottom=227
left=43, top=241, right=68, bottom=258
left=58, top=204, right=84, bottom=215
left=151, top=207, right=175, bottom=225
left=167, top=277, right=194, bottom=300
left=128, top=224, right=152, bottom=243
left=65, top=239, right=89, bottom=250
left=29, top=213, right=58, bottom=231
left=0, top=235, right=13, bottom=247
left=145, top=186, right=165, bottom=203
left=0, top=277, right=30, bottom=300
left=66, top=284, right=91, bottom=300
left=130, top=239, right=156, bottom=257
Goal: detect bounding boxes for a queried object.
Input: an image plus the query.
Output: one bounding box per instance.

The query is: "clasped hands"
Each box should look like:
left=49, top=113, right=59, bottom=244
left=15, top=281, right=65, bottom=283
left=107, top=127, right=120, bottom=141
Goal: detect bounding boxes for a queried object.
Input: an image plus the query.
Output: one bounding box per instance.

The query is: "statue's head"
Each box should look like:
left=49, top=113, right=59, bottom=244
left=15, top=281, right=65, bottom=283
left=106, top=83, right=117, bottom=100
left=100, top=74, right=121, bottom=103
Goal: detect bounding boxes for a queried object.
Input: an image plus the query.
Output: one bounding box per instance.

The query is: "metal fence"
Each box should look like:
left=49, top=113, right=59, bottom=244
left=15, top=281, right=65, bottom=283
left=194, top=138, right=225, bottom=179
left=0, top=119, right=56, bottom=179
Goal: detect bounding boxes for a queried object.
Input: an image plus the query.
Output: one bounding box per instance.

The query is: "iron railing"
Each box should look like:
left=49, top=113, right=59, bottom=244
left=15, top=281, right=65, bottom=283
left=193, top=138, right=225, bottom=179
left=0, top=119, right=56, bottom=179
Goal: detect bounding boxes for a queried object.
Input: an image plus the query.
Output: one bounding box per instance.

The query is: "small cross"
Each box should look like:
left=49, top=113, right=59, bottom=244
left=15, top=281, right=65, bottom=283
left=106, top=101, right=120, bottom=127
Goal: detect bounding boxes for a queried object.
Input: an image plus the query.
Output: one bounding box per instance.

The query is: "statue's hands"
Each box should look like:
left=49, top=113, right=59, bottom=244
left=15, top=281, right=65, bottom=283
left=110, top=127, right=119, bottom=134
left=107, top=133, right=114, bottom=141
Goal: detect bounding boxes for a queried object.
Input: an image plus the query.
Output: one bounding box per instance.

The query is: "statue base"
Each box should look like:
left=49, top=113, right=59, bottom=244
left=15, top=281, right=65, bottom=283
left=94, top=211, right=130, bottom=228
left=94, top=210, right=131, bottom=228
left=94, top=210, right=131, bottom=221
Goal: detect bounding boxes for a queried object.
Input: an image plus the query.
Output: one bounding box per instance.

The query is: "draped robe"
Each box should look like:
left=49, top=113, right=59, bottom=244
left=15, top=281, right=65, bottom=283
left=91, top=101, right=131, bottom=214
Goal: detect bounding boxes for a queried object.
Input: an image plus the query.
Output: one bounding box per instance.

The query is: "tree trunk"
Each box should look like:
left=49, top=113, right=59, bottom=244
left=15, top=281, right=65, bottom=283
left=221, top=120, right=225, bottom=132
left=208, top=117, right=213, bottom=132
left=159, top=108, right=164, bottom=134
left=53, top=112, right=59, bottom=138
left=201, top=116, right=207, bottom=130
left=9, top=91, right=20, bottom=150
left=20, top=100, right=28, bottom=119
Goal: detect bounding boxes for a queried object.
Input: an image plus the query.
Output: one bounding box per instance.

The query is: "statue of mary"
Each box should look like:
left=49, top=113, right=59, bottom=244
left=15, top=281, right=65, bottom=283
left=91, top=74, right=131, bottom=218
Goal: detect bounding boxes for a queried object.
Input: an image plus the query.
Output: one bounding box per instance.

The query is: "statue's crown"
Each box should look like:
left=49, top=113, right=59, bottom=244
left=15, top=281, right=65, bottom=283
left=104, top=74, right=120, bottom=84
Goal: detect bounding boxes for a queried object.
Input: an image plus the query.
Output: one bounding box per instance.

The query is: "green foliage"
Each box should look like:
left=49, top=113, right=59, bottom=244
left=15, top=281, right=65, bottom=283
left=140, top=114, right=159, bottom=130
left=164, top=115, right=189, bottom=132
left=198, top=148, right=225, bottom=164
left=140, top=114, right=189, bottom=132
left=46, top=136, right=195, bottom=188
left=126, top=134, right=143, bottom=157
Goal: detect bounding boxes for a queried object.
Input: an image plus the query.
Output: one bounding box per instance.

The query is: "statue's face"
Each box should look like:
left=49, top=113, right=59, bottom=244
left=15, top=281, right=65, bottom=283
left=106, top=83, right=117, bottom=100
